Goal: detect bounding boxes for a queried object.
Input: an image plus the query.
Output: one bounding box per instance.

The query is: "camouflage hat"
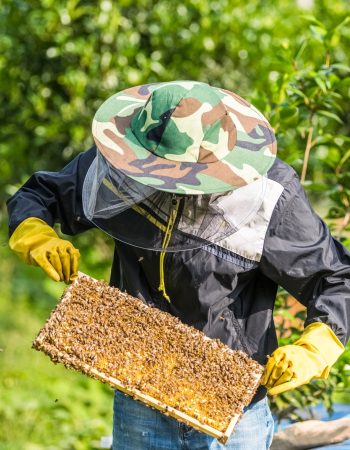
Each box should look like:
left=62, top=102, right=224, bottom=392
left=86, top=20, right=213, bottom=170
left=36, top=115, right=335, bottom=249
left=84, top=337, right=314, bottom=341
left=92, top=81, right=277, bottom=194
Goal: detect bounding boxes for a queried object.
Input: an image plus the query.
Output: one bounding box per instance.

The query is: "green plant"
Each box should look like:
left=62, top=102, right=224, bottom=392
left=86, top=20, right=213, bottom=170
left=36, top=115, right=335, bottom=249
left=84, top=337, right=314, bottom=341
left=263, top=14, right=350, bottom=422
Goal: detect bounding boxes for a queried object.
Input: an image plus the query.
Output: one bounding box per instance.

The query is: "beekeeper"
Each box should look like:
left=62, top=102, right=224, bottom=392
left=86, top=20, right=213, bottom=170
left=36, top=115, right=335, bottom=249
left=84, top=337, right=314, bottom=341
left=7, top=81, right=349, bottom=450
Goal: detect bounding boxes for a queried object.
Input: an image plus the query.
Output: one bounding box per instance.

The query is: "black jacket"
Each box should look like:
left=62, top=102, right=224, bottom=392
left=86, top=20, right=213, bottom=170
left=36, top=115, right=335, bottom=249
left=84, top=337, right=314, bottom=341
left=7, top=146, right=350, bottom=403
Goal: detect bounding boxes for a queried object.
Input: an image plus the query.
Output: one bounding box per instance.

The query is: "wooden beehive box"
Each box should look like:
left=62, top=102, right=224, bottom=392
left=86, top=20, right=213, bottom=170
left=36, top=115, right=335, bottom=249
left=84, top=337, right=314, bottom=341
left=33, top=273, right=264, bottom=444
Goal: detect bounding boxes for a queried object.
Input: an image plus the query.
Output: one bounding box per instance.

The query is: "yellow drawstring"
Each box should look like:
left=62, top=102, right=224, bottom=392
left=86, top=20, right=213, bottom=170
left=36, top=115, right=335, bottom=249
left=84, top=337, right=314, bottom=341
left=103, top=178, right=179, bottom=302
left=158, top=197, right=179, bottom=302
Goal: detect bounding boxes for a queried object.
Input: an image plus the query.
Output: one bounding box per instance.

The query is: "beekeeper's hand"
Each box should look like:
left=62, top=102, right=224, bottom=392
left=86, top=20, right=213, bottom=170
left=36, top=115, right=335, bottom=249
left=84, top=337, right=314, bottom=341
left=9, top=217, right=80, bottom=283
left=261, top=322, right=344, bottom=396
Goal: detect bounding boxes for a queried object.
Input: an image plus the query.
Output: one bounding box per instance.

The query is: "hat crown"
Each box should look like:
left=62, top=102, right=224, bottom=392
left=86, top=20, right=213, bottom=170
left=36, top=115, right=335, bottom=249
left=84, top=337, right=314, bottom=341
left=92, top=80, right=277, bottom=194
left=130, top=81, right=237, bottom=164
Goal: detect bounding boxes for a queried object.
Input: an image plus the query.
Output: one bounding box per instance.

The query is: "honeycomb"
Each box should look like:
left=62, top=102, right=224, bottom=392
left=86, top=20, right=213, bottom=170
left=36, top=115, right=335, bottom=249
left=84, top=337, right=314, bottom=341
left=33, top=274, right=264, bottom=442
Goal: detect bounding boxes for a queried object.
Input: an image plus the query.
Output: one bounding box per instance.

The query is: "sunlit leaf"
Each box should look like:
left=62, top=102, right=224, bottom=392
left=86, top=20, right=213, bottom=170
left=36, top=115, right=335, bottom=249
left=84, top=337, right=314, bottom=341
left=318, top=110, right=343, bottom=124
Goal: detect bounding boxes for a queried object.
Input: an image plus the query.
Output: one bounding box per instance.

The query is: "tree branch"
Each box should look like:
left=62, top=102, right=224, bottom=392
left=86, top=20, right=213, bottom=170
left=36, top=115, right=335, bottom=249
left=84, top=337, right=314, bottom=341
left=300, top=126, right=314, bottom=183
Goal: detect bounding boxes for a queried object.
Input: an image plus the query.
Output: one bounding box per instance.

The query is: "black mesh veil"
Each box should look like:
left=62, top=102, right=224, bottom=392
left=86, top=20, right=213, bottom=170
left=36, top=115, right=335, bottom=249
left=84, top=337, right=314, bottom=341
left=82, top=152, right=267, bottom=252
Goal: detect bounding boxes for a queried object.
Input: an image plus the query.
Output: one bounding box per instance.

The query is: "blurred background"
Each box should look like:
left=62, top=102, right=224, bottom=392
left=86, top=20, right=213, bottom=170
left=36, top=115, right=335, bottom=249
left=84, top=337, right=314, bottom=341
left=1, top=0, right=350, bottom=448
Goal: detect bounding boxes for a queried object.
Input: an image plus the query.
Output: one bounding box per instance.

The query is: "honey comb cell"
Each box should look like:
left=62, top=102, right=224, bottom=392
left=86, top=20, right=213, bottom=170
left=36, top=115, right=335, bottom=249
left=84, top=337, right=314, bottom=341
left=33, top=273, right=264, bottom=443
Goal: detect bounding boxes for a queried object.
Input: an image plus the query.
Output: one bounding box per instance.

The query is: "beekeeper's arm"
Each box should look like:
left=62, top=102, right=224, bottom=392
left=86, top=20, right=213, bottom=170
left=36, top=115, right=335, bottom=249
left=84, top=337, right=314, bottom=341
left=7, top=146, right=96, bottom=283
left=260, top=172, right=349, bottom=395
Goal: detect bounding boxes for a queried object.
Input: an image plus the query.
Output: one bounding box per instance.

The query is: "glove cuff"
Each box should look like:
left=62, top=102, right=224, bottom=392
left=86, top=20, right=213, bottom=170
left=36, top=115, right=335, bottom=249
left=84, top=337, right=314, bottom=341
left=9, top=217, right=58, bottom=264
left=294, top=322, right=344, bottom=378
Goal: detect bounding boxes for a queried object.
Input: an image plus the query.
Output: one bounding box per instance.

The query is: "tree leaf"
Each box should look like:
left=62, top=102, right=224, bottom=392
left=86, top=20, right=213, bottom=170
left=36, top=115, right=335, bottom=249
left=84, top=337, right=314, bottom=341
left=294, top=39, right=307, bottom=60
left=337, top=148, right=350, bottom=171
left=315, top=76, right=327, bottom=93
left=300, top=15, right=324, bottom=27
left=318, top=110, right=343, bottom=124
left=331, top=63, right=350, bottom=73
left=310, top=25, right=327, bottom=42
left=335, top=16, right=350, bottom=34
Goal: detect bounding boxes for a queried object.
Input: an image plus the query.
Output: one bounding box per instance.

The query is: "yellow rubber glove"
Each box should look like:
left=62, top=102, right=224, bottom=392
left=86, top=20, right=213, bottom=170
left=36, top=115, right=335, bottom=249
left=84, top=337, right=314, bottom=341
left=261, top=322, right=344, bottom=396
left=9, top=217, right=80, bottom=283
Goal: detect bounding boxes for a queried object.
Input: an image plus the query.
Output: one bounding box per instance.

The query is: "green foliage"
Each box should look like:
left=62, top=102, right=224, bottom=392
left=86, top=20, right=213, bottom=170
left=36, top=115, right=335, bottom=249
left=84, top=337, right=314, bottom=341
left=0, top=223, right=113, bottom=449
left=1, top=0, right=350, bottom=213
left=264, top=9, right=350, bottom=421
left=1, top=0, right=350, bottom=445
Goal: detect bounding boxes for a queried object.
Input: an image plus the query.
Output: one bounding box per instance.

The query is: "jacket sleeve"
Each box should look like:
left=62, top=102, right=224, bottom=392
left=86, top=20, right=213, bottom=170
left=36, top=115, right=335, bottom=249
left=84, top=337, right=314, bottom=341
left=260, top=172, right=350, bottom=346
left=7, top=146, right=97, bottom=236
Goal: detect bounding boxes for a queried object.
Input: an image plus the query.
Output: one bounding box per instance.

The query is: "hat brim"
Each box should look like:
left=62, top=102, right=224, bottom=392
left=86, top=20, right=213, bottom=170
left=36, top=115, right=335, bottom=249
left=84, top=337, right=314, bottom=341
left=92, top=82, right=277, bottom=194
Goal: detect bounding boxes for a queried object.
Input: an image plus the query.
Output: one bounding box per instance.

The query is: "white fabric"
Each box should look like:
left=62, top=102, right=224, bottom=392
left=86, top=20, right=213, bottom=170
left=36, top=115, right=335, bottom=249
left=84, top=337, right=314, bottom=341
left=216, top=177, right=284, bottom=262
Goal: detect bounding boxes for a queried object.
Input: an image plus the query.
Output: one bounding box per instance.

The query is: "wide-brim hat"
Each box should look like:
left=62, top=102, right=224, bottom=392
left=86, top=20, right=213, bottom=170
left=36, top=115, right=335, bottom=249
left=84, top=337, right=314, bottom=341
left=92, top=81, right=277, bottom=194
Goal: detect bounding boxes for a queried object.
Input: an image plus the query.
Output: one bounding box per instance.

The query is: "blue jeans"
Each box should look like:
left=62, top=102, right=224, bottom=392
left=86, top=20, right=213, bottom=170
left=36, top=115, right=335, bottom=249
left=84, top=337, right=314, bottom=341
left=112, top=390, right=274, bottom=450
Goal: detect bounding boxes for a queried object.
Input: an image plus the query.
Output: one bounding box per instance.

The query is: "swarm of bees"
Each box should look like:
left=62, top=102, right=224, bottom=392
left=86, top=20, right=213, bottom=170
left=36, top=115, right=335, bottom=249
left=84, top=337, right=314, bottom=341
left=33, top=274, right=263, bottom=438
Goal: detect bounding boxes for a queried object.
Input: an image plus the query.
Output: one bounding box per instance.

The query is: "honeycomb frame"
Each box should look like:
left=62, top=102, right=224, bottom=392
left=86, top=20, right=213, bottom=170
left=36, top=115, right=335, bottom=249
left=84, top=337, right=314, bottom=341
left=33, top=273, right=264, bottom=444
